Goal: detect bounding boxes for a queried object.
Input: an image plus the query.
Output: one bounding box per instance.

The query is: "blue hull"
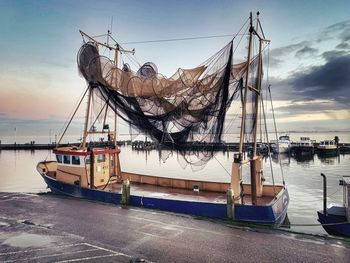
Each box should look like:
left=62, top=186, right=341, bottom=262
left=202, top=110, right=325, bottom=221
left=42, top=174, right=288, bottom=226
left=318, top=208, right=350, bottom=237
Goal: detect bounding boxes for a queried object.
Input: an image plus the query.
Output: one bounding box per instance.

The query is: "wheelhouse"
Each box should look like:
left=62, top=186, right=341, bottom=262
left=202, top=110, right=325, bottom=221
left=53, top=147, right=121, bottom=188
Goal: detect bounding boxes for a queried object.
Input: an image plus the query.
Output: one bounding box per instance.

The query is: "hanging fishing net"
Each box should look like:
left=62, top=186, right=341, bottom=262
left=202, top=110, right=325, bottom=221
left=77, top=40, right=259, bottom=168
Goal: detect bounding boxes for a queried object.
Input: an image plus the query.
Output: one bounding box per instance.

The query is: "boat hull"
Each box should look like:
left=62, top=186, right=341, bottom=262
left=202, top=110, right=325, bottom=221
left=292, top=146, right=314, bottom=156
left=271, top=143, right=290, bottom=154
left=317, top=207, right=350, bottom=237
left=41, top=174, right=288, bottom=226
left=316, top=148, right=339, bottom=156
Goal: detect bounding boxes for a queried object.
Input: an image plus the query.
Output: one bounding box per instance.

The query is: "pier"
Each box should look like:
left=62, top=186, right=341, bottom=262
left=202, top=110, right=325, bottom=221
left=0, top=192, right=349, bottom=262
left=1, top=141, right=350, bottom=154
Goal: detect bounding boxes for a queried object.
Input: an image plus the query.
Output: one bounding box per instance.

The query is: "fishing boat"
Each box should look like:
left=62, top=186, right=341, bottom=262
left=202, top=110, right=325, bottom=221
left=317, top=174, right=350, bottom=237
left=271, top=135, right=291, bottom=154
left=317, top=140, right=338, bottom=156
left=291, top=137, right=315, bottom=156
left=37, top=12, right=289, bottom=225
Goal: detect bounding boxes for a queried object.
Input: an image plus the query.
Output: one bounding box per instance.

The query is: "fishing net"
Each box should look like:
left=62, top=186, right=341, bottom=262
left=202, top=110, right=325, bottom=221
left=77, top=41, right=259, bottom=168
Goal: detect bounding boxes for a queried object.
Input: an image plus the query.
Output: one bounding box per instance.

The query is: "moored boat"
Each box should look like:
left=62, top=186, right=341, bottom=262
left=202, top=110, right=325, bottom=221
left=317, top=173, right=350, bottom=237
left=37, top=12, right=289, bottom=226
left=271, top=135, right=291, bottom=154
left=291, top=137, right=314, bottom=156
left=317, top=140, right=339, bottom=156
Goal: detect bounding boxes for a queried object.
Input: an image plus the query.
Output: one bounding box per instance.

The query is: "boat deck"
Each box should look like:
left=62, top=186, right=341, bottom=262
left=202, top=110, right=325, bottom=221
left=45, top=171, right=276, bottom=205
left=101, top=181, right=274, bottom=205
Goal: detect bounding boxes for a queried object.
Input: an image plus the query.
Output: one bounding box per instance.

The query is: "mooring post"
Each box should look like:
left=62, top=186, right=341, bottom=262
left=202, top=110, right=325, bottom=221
left=227, top=188, right=234, bottom=220
left=122, top=179, right=130, bottom=205
left=320, top=173, right=327, bottom=215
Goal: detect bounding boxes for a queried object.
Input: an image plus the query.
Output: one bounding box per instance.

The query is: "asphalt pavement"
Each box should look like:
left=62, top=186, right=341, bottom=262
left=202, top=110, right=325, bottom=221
left=0, top=192, right=349, bottom=262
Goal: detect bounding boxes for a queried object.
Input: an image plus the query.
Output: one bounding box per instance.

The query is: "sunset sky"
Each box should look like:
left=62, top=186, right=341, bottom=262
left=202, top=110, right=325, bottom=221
left=0, top=0, right=349, bottom=141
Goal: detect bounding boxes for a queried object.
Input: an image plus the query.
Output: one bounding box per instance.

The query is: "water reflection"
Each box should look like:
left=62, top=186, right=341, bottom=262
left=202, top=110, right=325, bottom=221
left=293, top=153, right=314, bottom=163
left=317, top=154, right=340, bottom=165
left=271, top=153, right=291, bottom=166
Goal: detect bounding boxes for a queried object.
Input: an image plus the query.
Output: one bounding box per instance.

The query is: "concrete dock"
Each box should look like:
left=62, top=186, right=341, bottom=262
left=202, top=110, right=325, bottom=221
left=0, top=192, right=349, bottom=262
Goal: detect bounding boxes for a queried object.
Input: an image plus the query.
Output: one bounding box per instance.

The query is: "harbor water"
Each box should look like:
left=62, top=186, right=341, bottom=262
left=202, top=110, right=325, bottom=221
left=1, top=133, right=349, bottom=236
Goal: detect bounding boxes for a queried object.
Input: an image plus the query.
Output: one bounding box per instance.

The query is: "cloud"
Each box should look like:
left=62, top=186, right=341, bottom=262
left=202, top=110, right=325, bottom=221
left=336, top=42, right=350, bottom=49
left=340, top=26, right=350, bottom=42
left=270, top=20, right=350, bottom=64
left=291, top=55, right=350, bottom=90
left=321, top=50, right=350, bottom=61
left=275, top=100, right=336, bottom=114
left=269, top=56, right=283, bottom=67
left=269, top=41, right=314, bottom=68
left=271, top=55, right=350, bottom=105
left=295, top=46, right=318, bottom=58
left=270, top=41, right=309, bottom=57
left=320, top=20, right=350, bottom=42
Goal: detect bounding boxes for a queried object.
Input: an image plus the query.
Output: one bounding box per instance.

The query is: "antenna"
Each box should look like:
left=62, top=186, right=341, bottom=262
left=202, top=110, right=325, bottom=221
left=107, top=16, right=114, bottom=46
left=110, top=16, right=114, bottom=34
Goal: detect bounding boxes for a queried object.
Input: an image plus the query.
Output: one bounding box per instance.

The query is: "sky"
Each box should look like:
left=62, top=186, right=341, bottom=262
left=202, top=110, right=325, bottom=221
left=0, top=0, right=350, bottom=142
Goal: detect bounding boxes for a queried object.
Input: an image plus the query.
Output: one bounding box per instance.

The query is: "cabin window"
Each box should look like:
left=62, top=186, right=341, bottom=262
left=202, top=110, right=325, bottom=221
left=72, top=155, right=80, bottom=165
left=63, top=155, right=71, bottom=164
left=97, top=154, right=105, bottom=163
left=85, top=155, right=90, bottom=164
left=56, top=155, right=62, bottom=163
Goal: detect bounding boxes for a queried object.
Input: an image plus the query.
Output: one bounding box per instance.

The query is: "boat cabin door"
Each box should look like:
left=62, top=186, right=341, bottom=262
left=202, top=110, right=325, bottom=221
left=109, top=153, right=115, bottom=176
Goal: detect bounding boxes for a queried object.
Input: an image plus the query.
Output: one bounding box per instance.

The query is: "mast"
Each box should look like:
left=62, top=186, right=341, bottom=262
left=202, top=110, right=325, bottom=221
left=252, top=33, right=263, bottom=156
left=249, top=12, right=269, bottom=205
left=114, top=47, right=118, bottom=146
left=238, top=12, right=253, bottom=155
left=78, top=30, right=134, bottom=149
left=231, top=12, right=254, bottom=205
left=81, top=85, right=93, bottom=149
left=250, top=27, right=263, bottom=206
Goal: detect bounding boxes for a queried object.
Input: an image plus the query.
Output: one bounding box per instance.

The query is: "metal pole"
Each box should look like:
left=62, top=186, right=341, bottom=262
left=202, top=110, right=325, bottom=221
left=321, top=173, right=327, bottom=214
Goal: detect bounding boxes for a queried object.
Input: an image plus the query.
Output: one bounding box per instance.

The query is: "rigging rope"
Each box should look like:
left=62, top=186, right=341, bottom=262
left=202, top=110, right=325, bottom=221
left=265, top=42, right=286, bottom=186
left=57, top=86, right=90, bottom=145
left=261, top=93, right=277, bottom=196
left=121, top=33, right=248, bottom=45
left=268, top=84, right=286, bottom=185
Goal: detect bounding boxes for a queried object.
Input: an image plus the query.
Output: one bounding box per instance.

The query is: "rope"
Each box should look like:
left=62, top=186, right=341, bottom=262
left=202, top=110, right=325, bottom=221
left=287, top=221, right=350, bottom=227
left=56, top=85, right=89, bottom=144
left=121, top=33, right=247, bottom=45
left=57, top=86, right=90, bottom=145
left=266, top=43, right=285, bottom=185
left=89, top=98, right=109, bottom=132
left=213, top=155, right=231, bottom=177
left=232, top=20, right=250, bottom=57
left=327, top=186, right=342, bottom=197
left=268, top=84, right=286, bottom=185
left=260, top=93, right=276, bottom=196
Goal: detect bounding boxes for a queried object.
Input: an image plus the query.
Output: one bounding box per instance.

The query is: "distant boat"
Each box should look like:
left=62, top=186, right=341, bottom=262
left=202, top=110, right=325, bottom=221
left=317, top=140, right=338, bottom=156
left=317, top=174, right=350, bottom=237
left=37, top=12, right=289, bottom=226
left=291, top=137, right=314, bottom=156
left=271, top=135, right=291, bottom=154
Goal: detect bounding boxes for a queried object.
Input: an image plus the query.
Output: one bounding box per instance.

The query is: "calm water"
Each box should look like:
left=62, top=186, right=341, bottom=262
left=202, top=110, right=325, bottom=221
left=1, top=146, right=349, bottom=236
